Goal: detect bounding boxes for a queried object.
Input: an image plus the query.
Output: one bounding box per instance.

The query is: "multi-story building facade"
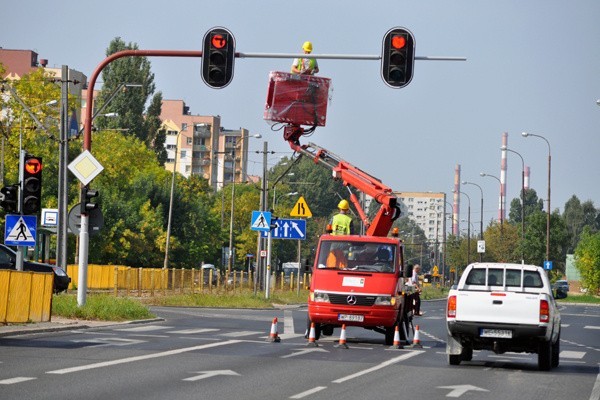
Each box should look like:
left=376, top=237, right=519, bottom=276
left=395, top=191, right=447, bottom=244
left=160, top=99, right=252, bottom=190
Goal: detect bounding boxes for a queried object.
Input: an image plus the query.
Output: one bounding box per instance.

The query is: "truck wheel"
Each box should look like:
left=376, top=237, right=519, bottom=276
left=385, top=326, right=396, bottom=346
left=551, top=332, right=560, bottom=368
left=461, top=346, right=473, bottom=362
left=538, top=340, right=552, bottom=371
left=322, top=325, right=334, bottom=336
left=448, top=354, right=461, bottom=366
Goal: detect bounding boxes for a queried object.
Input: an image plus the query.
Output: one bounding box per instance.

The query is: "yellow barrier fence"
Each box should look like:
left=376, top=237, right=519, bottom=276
left=0, top=270, right=53, bottom=323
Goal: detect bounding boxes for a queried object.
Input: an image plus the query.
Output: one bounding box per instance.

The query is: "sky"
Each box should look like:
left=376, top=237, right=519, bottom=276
left=2, top=0, right=599, bottom=230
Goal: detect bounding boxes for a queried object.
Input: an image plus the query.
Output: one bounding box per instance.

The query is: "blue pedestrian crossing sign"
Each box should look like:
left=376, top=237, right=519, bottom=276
left=4, top=215, right=37, bottom=247
left=261, top=218, right=306, bottom=240
left=250, top=211, right=272, bottom=232
left=544, top=261, right=553, bottom=270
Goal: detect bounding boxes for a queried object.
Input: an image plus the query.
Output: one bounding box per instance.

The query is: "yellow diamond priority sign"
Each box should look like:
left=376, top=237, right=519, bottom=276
left=290, top=196, right=312, bottom=218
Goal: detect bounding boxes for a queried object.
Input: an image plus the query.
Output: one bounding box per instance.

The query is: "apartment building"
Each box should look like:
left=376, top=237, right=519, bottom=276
left=395, top=191, right=447, bottom=243
left=160, top=99, right=252, bottom=190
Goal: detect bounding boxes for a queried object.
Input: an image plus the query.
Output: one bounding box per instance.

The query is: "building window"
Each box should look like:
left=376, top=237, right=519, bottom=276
left=166, top=144, right=176, bottom=150
left=167, top=130, right=178, bottom=136
left=192, top=151, right=201, bottom=158
left=180, top=150, right=187, bottom=159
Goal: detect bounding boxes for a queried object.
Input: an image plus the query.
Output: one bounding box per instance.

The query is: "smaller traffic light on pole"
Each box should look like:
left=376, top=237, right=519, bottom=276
left=22, top=155, right=43, bottom=215
left=0, top=184, right=19, bottom=213
left=202, top=27, right=236, bottom=89
left=381, top=27, right=415, bottom=88
left=81, top=186, right=99, bottom=213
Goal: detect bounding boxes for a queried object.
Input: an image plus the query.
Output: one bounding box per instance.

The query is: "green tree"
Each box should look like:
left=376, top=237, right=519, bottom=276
left=482, top=221, right=521, bottom=263
left=563, top=195, right=585, bottom=253
left=574, top=227, right=600, bottom=294
left=508, top=188, right=544, bottom=224
left=96, top=37, right=156, bottom=144
left=520, top=210, right=569, bottom=271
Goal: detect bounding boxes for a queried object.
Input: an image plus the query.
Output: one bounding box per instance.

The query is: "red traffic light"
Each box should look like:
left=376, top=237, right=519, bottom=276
left=211, top=34, right=227, bottom=49
left=25, top=158, right=42, bottom=175
left=391, top=35, right=406, bottom=49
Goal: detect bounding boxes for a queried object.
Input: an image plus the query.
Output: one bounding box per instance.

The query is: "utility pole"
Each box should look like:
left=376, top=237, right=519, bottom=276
left=57, top=65, right=69, bottom=271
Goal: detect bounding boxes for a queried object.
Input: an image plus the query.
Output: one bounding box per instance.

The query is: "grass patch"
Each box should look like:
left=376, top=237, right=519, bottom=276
left=421, top=286, right=449, bottom=300
left=144, top=289, right=309, bottom=308
left=557, top=293, right=600, bottom=304
left=52, top=294, right=155, bottom=321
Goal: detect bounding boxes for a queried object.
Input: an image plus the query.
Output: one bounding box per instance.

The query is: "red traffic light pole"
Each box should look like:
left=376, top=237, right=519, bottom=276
left=79, top=49, right=202, bottom=307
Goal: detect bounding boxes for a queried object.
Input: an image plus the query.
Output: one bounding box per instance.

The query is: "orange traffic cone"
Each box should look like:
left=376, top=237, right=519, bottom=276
left=411, top=324, right=423, bottom=348
left=307, top=322, right=318, bottom=347
left=336, top=324, right=349, bottom=349
left=392, top=325, right=403, bottom=349
left=267, top=317, right=281, bottom=342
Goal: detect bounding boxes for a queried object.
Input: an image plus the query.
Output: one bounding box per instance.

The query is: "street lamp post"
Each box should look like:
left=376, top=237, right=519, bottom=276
left=462, top=181, right=484, bottom=261
left=501, top=145, right=525, bottom=263
left=163, top=130, right=184, bottom=269
left=480, top=172, right=503, bottom=229
left=522, top=132, right=551, bottom=264
left=454, top=190, right=471, bottom=265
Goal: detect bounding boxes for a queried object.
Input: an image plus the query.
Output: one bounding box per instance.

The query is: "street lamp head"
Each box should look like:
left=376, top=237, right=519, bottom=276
left=479, top=172, right=486, bottom=177
left=252, top=133, right=262, bottom=138
left=500, top=145, right=507, bottom=150
left=46, top=100, right=58, bottom=106
left=521, top=132, right=529, bottom=137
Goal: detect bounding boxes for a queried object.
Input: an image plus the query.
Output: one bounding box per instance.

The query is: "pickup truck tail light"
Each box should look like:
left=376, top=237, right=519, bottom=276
left=539, top=299, right=550, bottom=323
left=447, top=295, right=457, bottom=318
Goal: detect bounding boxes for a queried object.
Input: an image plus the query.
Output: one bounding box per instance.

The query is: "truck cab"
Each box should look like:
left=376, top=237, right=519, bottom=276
left=307, top=234, right=409, bottom=345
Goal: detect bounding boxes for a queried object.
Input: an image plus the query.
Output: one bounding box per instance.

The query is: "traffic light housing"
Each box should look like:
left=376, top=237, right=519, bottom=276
left=81, top=186, right=99, bottom=212
left=0, top=184, right=19, bottom=213
left=22, top=155, right=43, bottom=215
left=202, top=27, right=236, bottom=89
left=381, top=27, right=415, bottom=88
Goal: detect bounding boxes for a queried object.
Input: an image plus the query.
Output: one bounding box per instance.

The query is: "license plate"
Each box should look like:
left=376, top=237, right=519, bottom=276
left=338, top=314, right=364, bottom=322
left=480, top=328, right=512, bottom=338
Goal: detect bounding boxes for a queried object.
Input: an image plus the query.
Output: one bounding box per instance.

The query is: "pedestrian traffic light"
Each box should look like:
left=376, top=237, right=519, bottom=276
left=202, top=27, right=236, bottom=89
left=0, top=184, right=19, bottom=213
left=22, top=155, right=43, bottom=215
left=381, top=27, right=415, bottom=88
left=81, top=186, right=99, bottom=212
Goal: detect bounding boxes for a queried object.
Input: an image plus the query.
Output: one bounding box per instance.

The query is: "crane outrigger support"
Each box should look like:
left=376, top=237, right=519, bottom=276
left=284, top=126, right=401, bottom=237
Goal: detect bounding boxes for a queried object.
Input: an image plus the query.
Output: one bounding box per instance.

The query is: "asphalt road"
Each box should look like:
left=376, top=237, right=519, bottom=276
left=0, top=301, right=598, bottom=400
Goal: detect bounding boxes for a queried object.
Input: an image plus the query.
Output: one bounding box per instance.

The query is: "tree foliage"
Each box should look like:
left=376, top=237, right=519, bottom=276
left=574, top=227, right=600, bottom=294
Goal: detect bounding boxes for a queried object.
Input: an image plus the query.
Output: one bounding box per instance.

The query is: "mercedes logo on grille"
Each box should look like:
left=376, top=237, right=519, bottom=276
left=346, top=295, right=357, bottom=305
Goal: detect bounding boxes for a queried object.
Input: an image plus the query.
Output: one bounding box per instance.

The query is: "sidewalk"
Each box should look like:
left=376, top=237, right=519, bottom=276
left=0, top=317, right=163, bottom=337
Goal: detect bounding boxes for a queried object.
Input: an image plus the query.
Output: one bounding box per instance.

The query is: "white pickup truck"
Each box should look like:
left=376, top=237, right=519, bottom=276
left=446, top=262, right=561, bottom=371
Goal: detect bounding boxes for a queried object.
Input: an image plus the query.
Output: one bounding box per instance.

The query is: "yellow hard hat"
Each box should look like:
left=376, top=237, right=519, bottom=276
left=338, top=199, right=350, bottom=210
left=302, top=41, right=313, bottom=52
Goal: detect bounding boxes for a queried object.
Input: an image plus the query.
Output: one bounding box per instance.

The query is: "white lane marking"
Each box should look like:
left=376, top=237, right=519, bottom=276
left=437, top=384, right=489, bottom=398
left=114, top=325, right=173, bottom=332
left=561, top=351, right=586, bottom=359
left=183, top=370, right=240, bottom=382
left=221, top=331, right=262, bottom=337
left=585, top=326, right=600, bottom=330
left=590, top=365, right=600, bottom=400
left=281, top=348, right=329, bottom=359
left=168, top=328, right=219, bottom=334
left=0, top=377, right=36, bottom=385
left=47, top=339, right=241, bottom=375
left=332, top=350, right=423, bottom=383
left=290, top=386, right=327, bottom=399
left=284, top=310, right=294, bottom=335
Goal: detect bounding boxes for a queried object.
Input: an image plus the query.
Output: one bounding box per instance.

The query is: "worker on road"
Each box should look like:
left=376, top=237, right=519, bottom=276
left=331, top=199, right=354, bottom=235
left=291, top=41, right=319, bottom=75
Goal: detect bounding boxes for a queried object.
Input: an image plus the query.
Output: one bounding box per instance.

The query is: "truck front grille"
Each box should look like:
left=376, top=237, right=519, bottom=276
left=328, top=293, right=377, bottom=306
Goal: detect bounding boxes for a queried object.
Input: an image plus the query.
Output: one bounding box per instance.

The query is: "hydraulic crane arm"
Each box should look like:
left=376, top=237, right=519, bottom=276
left=286, top=137, right=401, bottom=237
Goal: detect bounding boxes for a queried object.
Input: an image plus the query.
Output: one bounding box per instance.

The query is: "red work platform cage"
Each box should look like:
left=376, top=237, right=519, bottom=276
left=264, top=71, right=332, bottom=127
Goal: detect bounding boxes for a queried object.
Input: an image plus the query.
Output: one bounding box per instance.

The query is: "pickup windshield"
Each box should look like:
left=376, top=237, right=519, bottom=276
left=317, top=241, right=396, bottom=272
left=465, top=267, right=543, bottom=288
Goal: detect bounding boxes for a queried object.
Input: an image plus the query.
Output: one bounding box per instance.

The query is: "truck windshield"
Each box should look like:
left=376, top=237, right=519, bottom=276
left=317, top=241, right=395, bottom=272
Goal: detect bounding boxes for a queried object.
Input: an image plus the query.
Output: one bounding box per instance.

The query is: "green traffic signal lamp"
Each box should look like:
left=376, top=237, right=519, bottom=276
left=22, top=155, right=43, bottom=215
left=381, top=27, right=415, bottom=88
left=202, top=27, right=236, bottom=89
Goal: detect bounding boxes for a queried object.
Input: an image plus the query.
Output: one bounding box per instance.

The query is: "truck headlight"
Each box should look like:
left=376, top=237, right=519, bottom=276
left=375, top=296, right=394, bottom=306
left=311, top=292, right=330, bottom=303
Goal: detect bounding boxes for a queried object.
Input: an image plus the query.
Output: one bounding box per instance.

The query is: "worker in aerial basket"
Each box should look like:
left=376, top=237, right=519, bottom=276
left=330, top=199, right=354, bottom=235
left=291, top=41, right=319, bottom=75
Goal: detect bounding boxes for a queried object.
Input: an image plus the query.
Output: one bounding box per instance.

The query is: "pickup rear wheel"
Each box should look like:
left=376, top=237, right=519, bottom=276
left=448, top=354, right=461, bottom=366
left=461, top=346, right=473, bottom=362
left=551, top=331, right=560, bottom=368
left=538, top=340, right=552, bottom=371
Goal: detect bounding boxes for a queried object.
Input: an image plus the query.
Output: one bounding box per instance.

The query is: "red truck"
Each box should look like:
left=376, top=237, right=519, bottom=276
left=265, top=72, right=414, bottom=345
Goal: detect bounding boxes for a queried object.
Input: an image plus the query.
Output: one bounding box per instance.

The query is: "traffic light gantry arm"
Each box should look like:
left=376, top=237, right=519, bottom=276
left=286, top=138, right=400, bottom=237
